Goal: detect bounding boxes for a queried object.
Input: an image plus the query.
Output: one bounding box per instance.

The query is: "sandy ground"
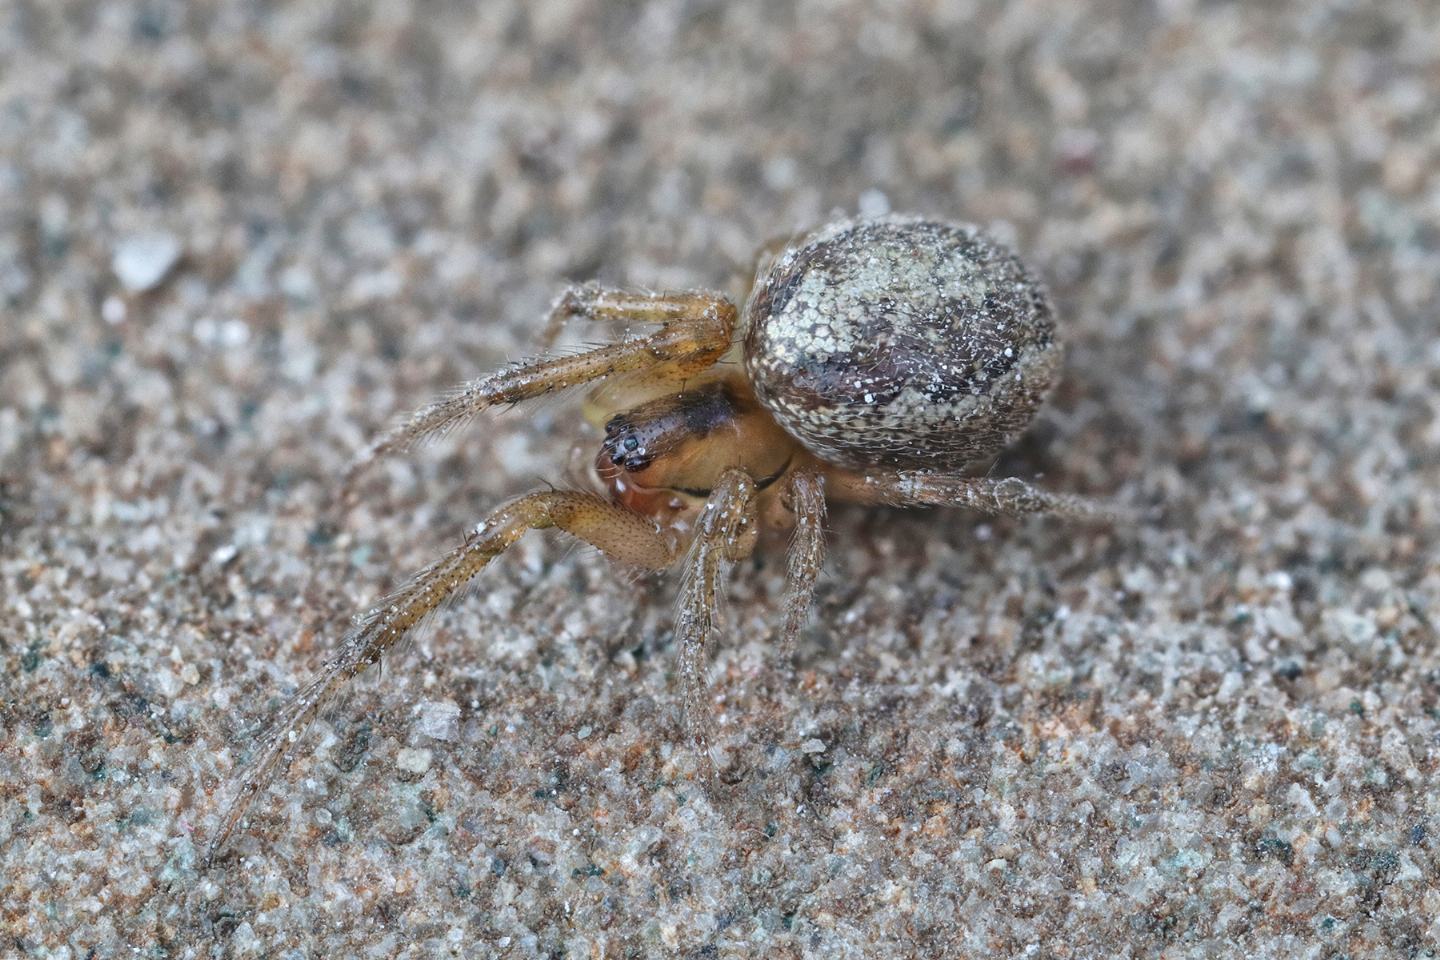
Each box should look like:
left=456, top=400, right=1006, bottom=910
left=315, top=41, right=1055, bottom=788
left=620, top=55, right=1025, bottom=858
left=3, top=0, right=1440, bottom=956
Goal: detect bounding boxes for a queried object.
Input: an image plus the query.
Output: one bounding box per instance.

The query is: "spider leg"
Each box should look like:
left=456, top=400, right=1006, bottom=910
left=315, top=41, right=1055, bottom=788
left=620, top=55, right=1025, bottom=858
left=539, top=283, right=736, bottom=349
left=344, top=289, right=736, bottom=492
left=779, top=468, right=826, bottom=660
left=828, top=469, right=1132, bottom=522
left=675, top=468, right=759, bottom=753
left=206, top=490, right=676, bottom=864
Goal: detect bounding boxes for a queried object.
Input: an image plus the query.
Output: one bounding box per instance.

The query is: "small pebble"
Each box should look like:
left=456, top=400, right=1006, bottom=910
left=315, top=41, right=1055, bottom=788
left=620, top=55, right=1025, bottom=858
left=396, top=747, right=432, bottom=774
left=112, top=233, right=182, bottom=292
left=413, top=700, right=461, bottom=742
left=101, top=296, right=127, bottom=324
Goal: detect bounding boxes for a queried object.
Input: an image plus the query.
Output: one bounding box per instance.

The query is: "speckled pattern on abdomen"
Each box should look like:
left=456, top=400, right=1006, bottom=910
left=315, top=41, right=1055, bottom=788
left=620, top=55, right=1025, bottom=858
left=743, top=216, right=1060, bottom=470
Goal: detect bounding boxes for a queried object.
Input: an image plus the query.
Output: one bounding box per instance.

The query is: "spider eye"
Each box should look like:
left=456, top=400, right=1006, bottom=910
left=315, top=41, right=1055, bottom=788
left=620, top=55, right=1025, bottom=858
left=601, top=417, right=654, bottom=472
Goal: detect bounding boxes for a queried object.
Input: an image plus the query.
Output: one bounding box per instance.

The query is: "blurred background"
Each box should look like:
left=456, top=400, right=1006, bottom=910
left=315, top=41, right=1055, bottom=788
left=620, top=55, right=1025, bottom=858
left=3, top=0, right=1438, bottom=955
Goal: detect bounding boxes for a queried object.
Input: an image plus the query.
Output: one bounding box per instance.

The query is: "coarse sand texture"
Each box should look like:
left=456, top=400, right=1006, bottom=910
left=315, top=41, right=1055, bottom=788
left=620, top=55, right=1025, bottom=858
left=3, top=1, right=1438, bottom=956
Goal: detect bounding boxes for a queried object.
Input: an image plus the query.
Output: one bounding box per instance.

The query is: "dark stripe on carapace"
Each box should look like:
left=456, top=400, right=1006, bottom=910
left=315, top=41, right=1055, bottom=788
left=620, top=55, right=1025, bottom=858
left=601, top=383, right=741, bottom=473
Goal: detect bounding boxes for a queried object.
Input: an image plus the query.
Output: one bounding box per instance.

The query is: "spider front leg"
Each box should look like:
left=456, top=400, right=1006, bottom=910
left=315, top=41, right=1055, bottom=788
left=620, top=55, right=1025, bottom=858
left=675, top=468, right=760, bottom=753
left=206, top=490, right=676, bottom=863
left=343, top=289, right=737, bottom=492
left=539, top=283, right=736, bottom=349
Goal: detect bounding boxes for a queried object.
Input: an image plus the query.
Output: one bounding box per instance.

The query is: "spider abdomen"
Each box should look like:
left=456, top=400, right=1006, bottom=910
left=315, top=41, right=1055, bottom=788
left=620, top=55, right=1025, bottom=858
left=743, top=216, right=1061, bottom=470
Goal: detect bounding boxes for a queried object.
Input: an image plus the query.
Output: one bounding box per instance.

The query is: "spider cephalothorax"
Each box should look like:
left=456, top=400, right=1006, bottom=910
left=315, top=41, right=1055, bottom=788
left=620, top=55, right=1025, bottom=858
left=208, top=215, right=1124, bottom=860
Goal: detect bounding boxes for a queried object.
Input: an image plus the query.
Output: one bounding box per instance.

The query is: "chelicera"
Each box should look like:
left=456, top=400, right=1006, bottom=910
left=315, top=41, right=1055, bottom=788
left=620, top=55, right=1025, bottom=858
left=208, top=215, right=1124, bottom=859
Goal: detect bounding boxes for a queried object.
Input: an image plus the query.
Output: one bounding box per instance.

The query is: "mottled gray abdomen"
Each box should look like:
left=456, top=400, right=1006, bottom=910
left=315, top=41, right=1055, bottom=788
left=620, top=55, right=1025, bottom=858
left=743, top=216, right=1061, bottom=470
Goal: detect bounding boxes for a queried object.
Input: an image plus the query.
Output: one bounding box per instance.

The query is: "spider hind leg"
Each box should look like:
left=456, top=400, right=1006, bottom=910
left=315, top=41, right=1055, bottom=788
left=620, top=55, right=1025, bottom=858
left=829, top=468, right=1131, bottom=522
left=778, top=468, right=827, bottom=660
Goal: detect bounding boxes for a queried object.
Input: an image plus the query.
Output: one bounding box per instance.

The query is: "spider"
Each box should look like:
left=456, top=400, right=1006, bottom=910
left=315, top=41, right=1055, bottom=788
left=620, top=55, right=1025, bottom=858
left=207, top=215, right=1125, bottom=861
